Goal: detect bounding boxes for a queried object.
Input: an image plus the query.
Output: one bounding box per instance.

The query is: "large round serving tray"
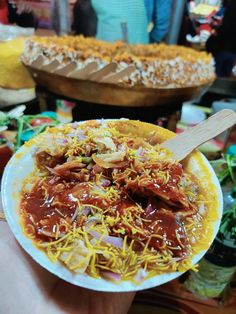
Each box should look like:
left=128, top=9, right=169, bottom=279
left=24, top=62, right=213, bottom=107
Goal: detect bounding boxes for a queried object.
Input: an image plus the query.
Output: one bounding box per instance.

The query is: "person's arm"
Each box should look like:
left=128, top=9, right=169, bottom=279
left=0, top=222, right=135, bottom=314
left=144, top=0, right=154, bottom=23
left=150, top=0, right=173, bottom=43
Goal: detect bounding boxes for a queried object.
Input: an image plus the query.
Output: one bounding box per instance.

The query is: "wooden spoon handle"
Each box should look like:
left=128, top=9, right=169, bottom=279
left=161, top=109, right=236, bottom=161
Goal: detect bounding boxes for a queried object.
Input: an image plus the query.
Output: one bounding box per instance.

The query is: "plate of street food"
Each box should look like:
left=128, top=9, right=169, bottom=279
left=1, top=119, right=222, bottom=291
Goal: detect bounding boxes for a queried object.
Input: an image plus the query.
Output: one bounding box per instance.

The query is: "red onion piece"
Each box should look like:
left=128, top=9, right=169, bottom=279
left=77, top=134, right=87, bottom=141
left=71, top=206, right=91, bottom=222
left=81, top=206, right=91, bottom=216
left=101, top=271, right=121, bottom=281
left=87, top=163, right=93, bottom=170
left=55, top=138, right=67, bottom=145
left=93, top=164, right=102, bottom=173
left=88, top=230, right=123, bottom=249
left=134, top=268, right=147, bottom=283
left=100, top=178, right=111, bottom=187
left=85, top=216, right=102, bottom=228
left=49, top=178, right=55, bottom=185
left=137, top=147, right=144, bottom=156
left=71, top=122, right=79, bottom=129
left=87, top=216, right=101, bottom=223
left=172, top=257, right=184, bottom=262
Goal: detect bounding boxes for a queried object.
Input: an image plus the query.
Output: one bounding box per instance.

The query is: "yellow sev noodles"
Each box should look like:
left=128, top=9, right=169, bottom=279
left=19, top=120, right=220, bottom=284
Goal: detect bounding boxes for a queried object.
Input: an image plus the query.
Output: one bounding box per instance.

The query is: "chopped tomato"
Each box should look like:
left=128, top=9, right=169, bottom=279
left=30, top=117, right=54, bottom=127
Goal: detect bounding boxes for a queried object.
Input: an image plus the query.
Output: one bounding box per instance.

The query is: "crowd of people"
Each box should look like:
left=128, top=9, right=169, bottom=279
left=0, top=0, right=173, bottom=44
left=72, top=0, right=173, bottom=44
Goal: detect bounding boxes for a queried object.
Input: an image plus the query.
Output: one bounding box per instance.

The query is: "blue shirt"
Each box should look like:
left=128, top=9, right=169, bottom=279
left=92, top=0, right=149, bottom=44
left=145, top=0, right=172, bottom=42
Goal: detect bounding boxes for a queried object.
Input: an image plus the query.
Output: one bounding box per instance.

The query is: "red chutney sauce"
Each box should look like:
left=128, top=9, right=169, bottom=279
left=20, top=179, right=78, bottom=241
left=148, top=163, right=189, bottom=207
left=20, top=180, right=110, bottom=241
left=142, top=199, right=188, bottom=258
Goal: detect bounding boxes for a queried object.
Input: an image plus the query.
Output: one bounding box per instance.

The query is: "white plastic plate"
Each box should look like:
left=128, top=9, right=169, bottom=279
left=1, top=121, right=223, bottom=292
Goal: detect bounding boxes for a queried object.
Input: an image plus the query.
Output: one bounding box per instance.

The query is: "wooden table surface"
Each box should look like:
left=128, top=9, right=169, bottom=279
left=130, top=278, right=236, bottom=314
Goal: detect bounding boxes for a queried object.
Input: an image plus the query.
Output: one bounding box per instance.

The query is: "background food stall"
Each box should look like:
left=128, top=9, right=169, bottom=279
left=0, top=1, right=235, bottom=313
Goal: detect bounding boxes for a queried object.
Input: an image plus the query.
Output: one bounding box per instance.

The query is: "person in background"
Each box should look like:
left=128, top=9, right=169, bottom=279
left=72, top=0, right=97, bottom=37
left=145, top=0, right=173, bottom=43
left=91, top=0, right=149, bottom=44
left=206, top=0, right=236, bottom=77
left=0, top=0, right=8, bottom=24
left=51, top=0, right=70, bottom=36
left=3, top=0, right=38, bottom=28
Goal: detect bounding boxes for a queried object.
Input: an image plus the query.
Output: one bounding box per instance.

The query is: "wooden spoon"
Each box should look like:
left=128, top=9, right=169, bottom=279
left=161, top=109, right=236, bottom=161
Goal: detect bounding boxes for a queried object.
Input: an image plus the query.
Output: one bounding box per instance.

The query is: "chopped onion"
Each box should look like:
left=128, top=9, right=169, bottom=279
left=67, top=132, right=76, bottom=137
left=137, top=147, right=144, bottom=157
left=117, top=144, right=126, bottom=152
left=49, top=178, right=56, bottom=185
left=93, top=164, right=103, bottom=173
left=101, top=271, right=121, bottom=281
left=81, top=206, right=91, bottom=216
left=87, top=163, right=93, bottom=170
left=172, top=257, right=184, bottom=262
left=55, top=138, right=67, bottom=145
left=77, top=134, right=87, bottom=141
left=99, top=118, right=107, bottom=127
left=71, top=122, right=79, bottom=129
left=71, top=207, right=79, bottom=222
left=134, top=268, right=147, bottom=283
left=100, top=177, right=111, bottom=187
left=86, top=215, right=102, bottom=225
left=88, top=230, right=123, bottom=249
left=71, top=206, right=91, bottom=221
left=198, top=203, right=205, bottom=215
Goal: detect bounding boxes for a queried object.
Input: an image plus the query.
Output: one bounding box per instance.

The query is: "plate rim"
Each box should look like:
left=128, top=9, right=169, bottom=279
left=1, top=120, right=223, bottom=292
